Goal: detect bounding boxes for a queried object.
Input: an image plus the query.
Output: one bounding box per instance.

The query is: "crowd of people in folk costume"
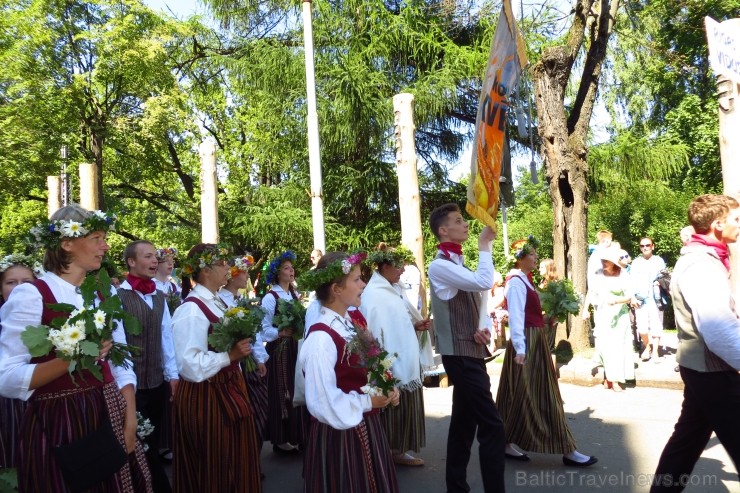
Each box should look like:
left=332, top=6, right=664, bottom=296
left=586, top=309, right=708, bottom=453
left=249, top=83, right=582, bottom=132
left=1, top=195, right=738, bottom=492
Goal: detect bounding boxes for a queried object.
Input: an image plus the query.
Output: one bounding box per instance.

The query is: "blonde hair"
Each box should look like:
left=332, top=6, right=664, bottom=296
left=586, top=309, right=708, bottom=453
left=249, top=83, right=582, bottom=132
left=539, top=258, right=559, bottom=287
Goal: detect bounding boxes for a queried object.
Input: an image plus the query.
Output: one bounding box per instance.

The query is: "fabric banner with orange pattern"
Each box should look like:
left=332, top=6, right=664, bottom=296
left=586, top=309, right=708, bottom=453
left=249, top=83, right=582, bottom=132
left=466, top=0, right=527, bottom=231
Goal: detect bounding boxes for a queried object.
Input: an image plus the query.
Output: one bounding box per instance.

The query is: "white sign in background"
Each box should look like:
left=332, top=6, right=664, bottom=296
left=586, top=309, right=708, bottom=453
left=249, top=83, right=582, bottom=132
left=705, top=16, right=740, bottom=85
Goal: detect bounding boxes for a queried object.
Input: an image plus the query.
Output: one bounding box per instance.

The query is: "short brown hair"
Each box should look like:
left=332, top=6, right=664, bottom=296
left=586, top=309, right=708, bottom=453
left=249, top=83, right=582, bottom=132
left=688, top=194, right=740, bottom=234
left=43, top=204, right=93, bottom=274
left=123, top=240, right=154, bottom=269
left=429, top=203, right=461, bottom=240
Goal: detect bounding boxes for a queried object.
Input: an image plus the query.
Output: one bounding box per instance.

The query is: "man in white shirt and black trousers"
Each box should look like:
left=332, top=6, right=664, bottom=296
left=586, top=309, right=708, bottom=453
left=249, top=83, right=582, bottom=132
left=119, top=240, right=179, bottom=493
left=427, top=203, right=505, bottom=493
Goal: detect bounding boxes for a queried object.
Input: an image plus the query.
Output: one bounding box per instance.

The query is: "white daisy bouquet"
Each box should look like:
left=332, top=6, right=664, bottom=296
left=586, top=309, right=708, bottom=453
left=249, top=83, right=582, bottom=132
left=21, top=269, right=141, bottom=383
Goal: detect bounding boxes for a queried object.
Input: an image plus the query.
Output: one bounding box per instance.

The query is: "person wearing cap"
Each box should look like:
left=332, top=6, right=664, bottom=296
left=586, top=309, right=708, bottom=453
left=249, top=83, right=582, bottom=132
left=582, top=247, right=635, bottom=392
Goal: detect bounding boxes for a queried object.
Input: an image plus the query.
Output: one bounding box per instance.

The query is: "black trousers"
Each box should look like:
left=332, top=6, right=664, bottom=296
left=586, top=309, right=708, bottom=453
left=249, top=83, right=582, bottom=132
left=441, top=355, right=506, bottom=493
left=136, top=381, right=172, bottom=493
left=650, top=367, right=740, bottom=492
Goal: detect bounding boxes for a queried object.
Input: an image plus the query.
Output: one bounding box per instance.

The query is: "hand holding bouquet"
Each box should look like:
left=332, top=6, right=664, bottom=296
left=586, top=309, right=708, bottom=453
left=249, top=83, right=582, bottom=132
left=272, top=298, right=307, bottom=341
left=538, top=279, right=581, bottom=324
left=21, top=270, right=141, bottom=384
left=343, top=315, right=400, bottom=397
left=208, top=304, right=264, bottom=372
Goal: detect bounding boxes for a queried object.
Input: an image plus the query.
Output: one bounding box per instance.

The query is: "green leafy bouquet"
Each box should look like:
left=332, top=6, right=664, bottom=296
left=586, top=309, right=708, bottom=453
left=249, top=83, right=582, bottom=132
left=21, top=270, right=141, bottom=383
left=208, top=305, right=264, bottom=372
left=273, top=298, right=307, bottom=341
left=538, top=279, right=581, bottom=323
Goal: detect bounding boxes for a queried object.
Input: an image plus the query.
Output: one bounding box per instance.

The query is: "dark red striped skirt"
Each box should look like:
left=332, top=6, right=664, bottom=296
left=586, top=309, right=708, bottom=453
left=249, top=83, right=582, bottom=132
left=17, top=382, right=152, bottom=493
left=0, top=396, right=26, bottom=468
left=303, top=413, right=398, bottom=493
left=244, top=368, right=269, bottom=442
left=266, top=337, right=309, bottom=446
left=172, top=368, right=261, bottom=492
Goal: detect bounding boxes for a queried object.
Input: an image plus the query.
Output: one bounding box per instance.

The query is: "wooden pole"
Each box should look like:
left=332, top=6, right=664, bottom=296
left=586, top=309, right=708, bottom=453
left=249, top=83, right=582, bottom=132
left=47, top=176, right=61, bottom=218
left=719, top=75, right=740, bottom=294
left=393, top=93, right=427, bottom=316
left=302, top=0, right=326, bottom=253
left=199, top=140, right=219, bottom=244
left=79, top=163, right=99, bottom=211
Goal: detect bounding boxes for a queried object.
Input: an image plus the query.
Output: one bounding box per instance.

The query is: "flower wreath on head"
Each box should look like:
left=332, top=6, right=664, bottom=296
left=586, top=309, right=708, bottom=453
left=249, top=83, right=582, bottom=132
left=366, top=245, right=415, bottom=269
left=0, top=254, right=45, bottom=277
left=180, top=244, right=231, bottom=277
left=228, top=254, right=255, bottom=280
left=26, top=210, right=117, bottom=250
left=504, top=235, right=541, bottom=272
left=265, top=251, right=296, bottom=286
left=298, top=251, right=367, bottom=292
left=155, top=247, right=178, bottom=261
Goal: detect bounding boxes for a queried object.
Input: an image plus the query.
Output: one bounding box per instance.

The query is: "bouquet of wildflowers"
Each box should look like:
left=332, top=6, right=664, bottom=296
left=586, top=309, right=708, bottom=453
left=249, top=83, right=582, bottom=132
left=208, top=305, right=264, bottom=372
left=538, top=279, right=581, bottom=323
left=343, top=314, right=399, bottom=397
left=21, top=270, right=141, bottom=384
left=272, top=298, right=306, bottom=341
left=136, top=412, right=154, bottom=451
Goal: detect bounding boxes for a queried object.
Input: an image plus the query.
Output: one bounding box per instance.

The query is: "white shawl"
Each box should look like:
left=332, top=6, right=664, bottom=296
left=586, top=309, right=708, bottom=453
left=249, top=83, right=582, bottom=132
left=360, top=272, right=423, bottom=391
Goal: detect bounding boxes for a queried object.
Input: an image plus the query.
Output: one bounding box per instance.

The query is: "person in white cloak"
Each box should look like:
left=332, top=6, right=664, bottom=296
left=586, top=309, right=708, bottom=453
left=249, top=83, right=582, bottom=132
left=360, top=244, right=432, bottom=466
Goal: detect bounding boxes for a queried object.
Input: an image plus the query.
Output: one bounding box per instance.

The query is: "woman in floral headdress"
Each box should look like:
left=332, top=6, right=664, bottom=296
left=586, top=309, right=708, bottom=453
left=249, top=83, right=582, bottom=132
left=359, top=243, right=430, bottom=467
left=220, top=255, right=270, bottom=444
left=0, top=204, right=152, bottom=492
left=260, top=250, right=308, bottom=454
left=298, top=252, right=400, bottom=493
left=171, top=244, right=261, bottom=492
left=496, top=236, right=597, bottom=467
left=0, top=254, right=42, bottom=470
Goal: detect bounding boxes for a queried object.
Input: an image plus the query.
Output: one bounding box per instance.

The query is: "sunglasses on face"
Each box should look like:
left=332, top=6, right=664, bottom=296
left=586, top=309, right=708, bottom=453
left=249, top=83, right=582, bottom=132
left=639, top=244, right=653, bottom=248
left=620, top=255, right=630, bottom=260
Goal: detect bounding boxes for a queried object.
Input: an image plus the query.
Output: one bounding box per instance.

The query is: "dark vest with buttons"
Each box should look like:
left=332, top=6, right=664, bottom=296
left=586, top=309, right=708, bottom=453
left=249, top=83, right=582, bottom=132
left=118, top=288, right=167, bottom=389
left=429, top=254, right=491, bottom=359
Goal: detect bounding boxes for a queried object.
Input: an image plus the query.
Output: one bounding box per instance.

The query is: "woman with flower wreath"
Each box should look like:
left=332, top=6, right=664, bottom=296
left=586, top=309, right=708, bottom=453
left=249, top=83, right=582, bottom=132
left=298, top=252, right=400, bottom=493
left=260, top=250, right=308, bottom=454
left=170, top=244, right=261, bottom=492
left=496, top=236, right=598, bottom=467
left=0, top=204, right=152, bottom=492
left=220, top=255, right=270, bottom=444
left=0, top=254, right=42, bottom=471
left=359, top=243, right=430, bottom=467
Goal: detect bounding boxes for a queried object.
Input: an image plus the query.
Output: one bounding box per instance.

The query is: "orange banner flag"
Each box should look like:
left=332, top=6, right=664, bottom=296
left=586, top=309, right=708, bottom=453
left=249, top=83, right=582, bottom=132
left=466, top=0, right=527, bottom=231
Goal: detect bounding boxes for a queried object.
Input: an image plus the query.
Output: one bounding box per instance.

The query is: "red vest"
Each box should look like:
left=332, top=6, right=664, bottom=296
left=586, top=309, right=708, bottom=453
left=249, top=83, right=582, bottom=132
left=506, top=275, right=545, bottom=329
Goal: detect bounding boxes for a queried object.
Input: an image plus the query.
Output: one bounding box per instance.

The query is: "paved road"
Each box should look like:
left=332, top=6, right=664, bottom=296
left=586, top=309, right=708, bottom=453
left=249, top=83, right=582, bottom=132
left=260, top=370, right=738, bottom=493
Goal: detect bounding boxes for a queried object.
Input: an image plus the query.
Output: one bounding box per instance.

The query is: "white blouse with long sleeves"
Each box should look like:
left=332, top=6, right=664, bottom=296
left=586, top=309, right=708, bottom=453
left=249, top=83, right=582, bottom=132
left=171, top=284, right=231, bottom=383
left=260, top=285, right=295, bottom=343
left=0, top=272, right=137, bottom=400
left=503, top=270, right=534, bottom=356
left=218, top=288, right=269, bottom=365
left=298, top=307, right=372, bottom=430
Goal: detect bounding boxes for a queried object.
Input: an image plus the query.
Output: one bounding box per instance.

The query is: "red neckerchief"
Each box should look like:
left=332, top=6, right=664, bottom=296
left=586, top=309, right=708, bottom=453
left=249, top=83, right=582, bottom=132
left=687, top=233, right=730, bottom=271
left=437, top=242, right=463, bottom=258
left=126, top=274, right=156, bottom=295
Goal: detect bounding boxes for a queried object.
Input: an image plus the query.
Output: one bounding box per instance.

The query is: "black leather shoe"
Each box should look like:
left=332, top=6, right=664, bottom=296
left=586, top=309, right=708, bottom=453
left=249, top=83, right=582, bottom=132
left=562, top=456, right=598, bottom=467
left=505, top=452, right=530, bottom=462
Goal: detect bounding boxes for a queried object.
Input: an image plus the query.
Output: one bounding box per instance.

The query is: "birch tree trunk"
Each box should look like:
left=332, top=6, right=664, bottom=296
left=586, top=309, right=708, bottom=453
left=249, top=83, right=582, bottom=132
left=532, top=0, right=620, bottom=350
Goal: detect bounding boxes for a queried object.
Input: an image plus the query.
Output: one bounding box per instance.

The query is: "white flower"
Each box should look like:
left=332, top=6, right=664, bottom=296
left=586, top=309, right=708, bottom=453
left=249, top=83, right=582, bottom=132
left=341, top=259, right=351, bottom=274
left=360, top=385, right=382, bottom=397
left=61, top=221, right=88, bottom=237
left=61, top=323, right=86, bottom=344
left=380, top=355, right=395, bottom=371
left=93, top=310, right=107, bottom=330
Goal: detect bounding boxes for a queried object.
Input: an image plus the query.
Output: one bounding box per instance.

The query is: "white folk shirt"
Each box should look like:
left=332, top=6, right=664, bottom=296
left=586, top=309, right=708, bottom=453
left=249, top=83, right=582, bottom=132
left=171, top=284, right=232, bottom=383
left=260, top=285, right=296, bottom=343
left=0, top=272, right=137, bottom=400
left=298, top=307, right=373, bottom=430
